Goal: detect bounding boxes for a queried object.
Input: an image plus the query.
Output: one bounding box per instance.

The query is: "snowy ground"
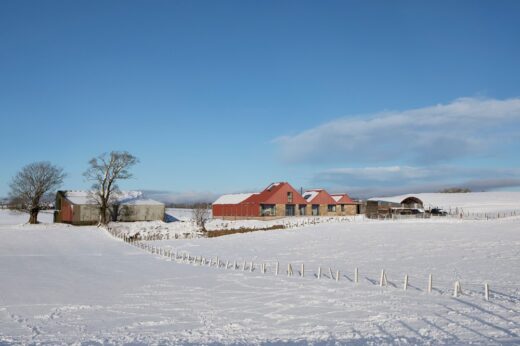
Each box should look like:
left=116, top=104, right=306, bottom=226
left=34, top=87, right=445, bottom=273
left=1, top=205, right=520, bottom=345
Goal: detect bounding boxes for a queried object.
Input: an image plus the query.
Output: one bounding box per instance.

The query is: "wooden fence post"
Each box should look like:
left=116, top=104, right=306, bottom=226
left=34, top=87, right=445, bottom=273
left=355, top=267, right=359, bottom=284
left=484, top=283, right=490, bottom=301
left=275, top=261, right=279, bottom=276
left=301, top=263, right=305, bottom=278
left=453, top=281, right=462, bottom=297
left=403, top=274, right=408, bottom=291
left=336, top=270, right=340, bottom=282
left=318, top=267, right=322, bottom=279
left=287, top=263, right=293, bottom=276
left=428, top=274, right=433, bottom=293
left=379, top=269, right=387, bottom=287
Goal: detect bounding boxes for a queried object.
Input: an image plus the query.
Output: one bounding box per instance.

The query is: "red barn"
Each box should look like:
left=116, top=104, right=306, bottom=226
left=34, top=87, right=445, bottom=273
left=212, top=182, right=308, bottom=219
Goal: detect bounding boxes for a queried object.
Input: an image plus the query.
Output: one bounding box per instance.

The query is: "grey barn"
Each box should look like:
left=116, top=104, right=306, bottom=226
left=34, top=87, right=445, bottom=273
left=54, top=191, right=165, bottom=225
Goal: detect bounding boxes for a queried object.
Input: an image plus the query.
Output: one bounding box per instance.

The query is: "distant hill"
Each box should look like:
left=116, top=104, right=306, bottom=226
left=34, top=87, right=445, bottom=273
left=439, top=187, right=471, bottom=193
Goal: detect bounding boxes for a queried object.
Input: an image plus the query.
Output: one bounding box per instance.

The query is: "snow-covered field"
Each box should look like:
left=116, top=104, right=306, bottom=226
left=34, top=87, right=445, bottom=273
left=1, top=193, right=520, bottom=345
left=0, top=209, right=54, bottom=225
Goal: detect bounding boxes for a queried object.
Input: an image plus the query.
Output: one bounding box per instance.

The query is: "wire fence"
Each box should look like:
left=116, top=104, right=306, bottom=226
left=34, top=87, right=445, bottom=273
left=372, top=209, right=520, bottom=221
left=105, top=226, right=520, bottom=303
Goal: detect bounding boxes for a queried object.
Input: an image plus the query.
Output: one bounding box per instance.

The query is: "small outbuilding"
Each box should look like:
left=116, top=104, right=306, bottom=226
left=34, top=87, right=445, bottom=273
left=54, top=191, right=165, bottom=225
left=365, top=200, right=402, bottom=219
left=366, top=195, right=425, bottom=218
left=400, top=196, right=424, bottom=209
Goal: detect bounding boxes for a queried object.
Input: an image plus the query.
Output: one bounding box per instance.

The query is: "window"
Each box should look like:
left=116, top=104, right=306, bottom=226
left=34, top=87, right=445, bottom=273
left=328, top=205, right=336, bottom=212
left=287, top=192, right=293, bottom=203
left=341, top=204, right=345, bottom=212
left=261, top=204, right=276, bottom=216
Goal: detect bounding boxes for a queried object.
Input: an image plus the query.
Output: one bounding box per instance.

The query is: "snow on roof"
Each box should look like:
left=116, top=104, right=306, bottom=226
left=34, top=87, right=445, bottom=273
left=120, top=198, right=164, bottom=206
left=331, top=195, right=342, bottom=202
left=213, top=193, right=255, bottom=205
left=302, top=190, right=319, bottom=202
left=63, top=191, right=163, bottom=206
left=63, top=191, right=97, bottom=205
left=331, top=194, right=355, bottom=204
left=265, top=182, right=282, bottom=190
left=368, top=194, right=421, bottom=205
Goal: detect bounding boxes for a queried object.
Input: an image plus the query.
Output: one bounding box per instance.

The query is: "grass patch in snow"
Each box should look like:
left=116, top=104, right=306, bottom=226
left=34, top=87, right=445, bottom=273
left=205, top=224, right=286, bottom=237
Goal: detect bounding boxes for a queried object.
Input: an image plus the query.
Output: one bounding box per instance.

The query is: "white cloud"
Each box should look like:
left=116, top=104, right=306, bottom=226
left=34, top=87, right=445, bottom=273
left=313, top=165, right=520, bottom=198
left=337, top=178, right=520, bottom=199
left=321, top=166, right=435, bottom=181
left=274, top=97, right=520, bottom=164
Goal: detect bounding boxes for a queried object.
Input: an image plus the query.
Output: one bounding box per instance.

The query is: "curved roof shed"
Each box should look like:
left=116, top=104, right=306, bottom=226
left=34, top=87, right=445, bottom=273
left=400, top=197, right=424, bottom=208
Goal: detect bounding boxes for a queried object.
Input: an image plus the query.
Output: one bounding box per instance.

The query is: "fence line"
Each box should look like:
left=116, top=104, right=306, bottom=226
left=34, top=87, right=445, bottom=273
left=374, top=209, right=520, bottom=221
left=426, top=206, right=520, bottom=221
left=105, top=226, right=520, bottom=302
left=109, top=209, right=520, bottom=241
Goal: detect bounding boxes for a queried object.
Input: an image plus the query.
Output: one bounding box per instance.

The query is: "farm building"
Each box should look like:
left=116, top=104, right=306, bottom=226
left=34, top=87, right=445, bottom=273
left=331, top=193, right=358, bottom=216
left=212, top=182, right=308, bottom=219
left=365, top=200, right=401, bottom=219
left=366, top=196, right=425, bottom=219
left=54, top=191, right=165, bottom=225
left=302, top=189, right=338, bottom=216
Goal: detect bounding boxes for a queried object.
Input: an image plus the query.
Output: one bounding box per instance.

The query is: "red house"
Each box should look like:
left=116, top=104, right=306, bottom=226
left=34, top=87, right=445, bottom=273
left=212, top=182, right=308, bottom=219
left=331, top=193, right=358, bottom=216
left=302, top=189, right=339, bottom=216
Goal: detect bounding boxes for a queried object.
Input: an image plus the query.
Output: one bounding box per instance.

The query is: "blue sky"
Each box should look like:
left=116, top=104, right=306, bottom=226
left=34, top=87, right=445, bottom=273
left=1, top=1, right=520, bottom=201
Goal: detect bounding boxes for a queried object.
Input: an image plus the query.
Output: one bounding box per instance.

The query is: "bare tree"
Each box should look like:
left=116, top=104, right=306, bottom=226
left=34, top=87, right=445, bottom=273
left=9, top=162, right=66, bottom=224
left=192, top=203, right=211, bottom=232
left=83, top=151, right=138, bottom=225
